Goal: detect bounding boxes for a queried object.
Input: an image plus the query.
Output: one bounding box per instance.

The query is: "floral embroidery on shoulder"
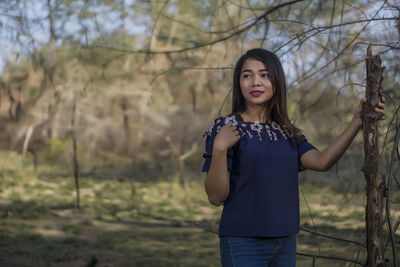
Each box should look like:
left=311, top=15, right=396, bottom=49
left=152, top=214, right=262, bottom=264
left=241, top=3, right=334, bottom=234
left=204, top=114, right=291, bottom=142
left=250, top=121, right=263, bottom=140
left=224, top=115, right=239, bottom=126
left=233, top=113, right=289, bottom=141
left=204, top=115, right=239, bottom=140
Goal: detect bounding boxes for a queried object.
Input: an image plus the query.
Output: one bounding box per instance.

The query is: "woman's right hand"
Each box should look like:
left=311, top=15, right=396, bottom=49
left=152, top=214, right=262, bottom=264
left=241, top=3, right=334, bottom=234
left=213, top=122, right=241, bottom=152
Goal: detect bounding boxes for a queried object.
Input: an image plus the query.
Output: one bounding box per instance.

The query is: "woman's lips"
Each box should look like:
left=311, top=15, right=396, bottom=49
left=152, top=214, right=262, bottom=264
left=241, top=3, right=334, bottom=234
left=250, top=90, right=264, bottom=97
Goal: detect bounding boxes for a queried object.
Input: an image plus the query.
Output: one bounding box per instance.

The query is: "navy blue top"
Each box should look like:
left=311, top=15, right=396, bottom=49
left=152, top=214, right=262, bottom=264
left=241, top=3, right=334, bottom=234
left=202, top=113, right=317, bottom=237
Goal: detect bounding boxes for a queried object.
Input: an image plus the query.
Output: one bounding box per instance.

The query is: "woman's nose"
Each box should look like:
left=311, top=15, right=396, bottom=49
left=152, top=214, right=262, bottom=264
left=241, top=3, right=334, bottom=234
left=253, top=75, right=263, bottom=86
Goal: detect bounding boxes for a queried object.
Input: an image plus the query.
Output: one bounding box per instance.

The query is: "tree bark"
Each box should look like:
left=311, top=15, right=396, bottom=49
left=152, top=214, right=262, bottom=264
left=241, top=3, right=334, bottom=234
left=363, top=46, right=385, bottom=267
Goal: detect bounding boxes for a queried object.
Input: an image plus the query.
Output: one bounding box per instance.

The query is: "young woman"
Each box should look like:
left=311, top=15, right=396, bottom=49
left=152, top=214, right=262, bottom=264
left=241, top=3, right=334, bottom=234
left=201, top=48, right=385, bottom=266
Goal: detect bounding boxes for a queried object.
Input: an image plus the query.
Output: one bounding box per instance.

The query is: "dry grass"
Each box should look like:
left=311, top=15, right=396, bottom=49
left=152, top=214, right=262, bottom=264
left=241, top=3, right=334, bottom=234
left=0, top=151, right=399, bottom=266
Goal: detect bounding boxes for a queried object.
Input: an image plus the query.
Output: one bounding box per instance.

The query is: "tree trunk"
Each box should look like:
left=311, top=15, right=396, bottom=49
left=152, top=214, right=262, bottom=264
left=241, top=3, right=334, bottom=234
left=71, top=95, right=80, bottom=209
left=165, top=136, right=190, bottom=201
left=121, top=98, right=130, bottom=153
left=363, top=46, right=385, bottom=267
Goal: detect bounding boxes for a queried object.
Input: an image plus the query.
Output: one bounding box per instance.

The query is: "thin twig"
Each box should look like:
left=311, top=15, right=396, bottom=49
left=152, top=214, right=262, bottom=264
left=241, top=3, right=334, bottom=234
left=149, top=67, right=233, bottom=86
left=300, top=227, right=366, bottom=248
left=217, top=88, right=233, bottom=117
left=296, top=252, right=364, bottom=266
left=380, top=99, right=400, bottom=156
left=191, top=222, right=218, bottom=235
left=301, top=188, right=321, bottom=256
left=88, top=0, right=305, bottom=54
left=385, top=114, right=400, bottom=267
left=354, top=246, right=362, bottom=267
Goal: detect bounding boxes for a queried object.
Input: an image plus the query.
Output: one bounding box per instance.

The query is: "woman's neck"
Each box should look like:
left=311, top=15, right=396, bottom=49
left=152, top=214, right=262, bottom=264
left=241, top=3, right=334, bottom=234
left=240, top=105, right=270, bottom=123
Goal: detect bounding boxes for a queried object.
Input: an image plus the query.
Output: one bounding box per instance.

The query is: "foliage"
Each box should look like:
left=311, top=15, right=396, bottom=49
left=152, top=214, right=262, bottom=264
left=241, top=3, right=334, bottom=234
left=0, top=1, right=399, bottom=265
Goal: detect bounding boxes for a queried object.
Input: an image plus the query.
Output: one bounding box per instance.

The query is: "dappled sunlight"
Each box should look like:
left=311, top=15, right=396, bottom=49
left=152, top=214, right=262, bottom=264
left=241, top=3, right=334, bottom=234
left=35, top=228, right=65, bottom=238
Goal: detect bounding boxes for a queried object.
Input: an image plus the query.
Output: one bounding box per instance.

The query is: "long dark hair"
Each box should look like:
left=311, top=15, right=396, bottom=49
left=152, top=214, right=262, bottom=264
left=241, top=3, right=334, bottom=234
left=232, top=48, right=302, bottom=137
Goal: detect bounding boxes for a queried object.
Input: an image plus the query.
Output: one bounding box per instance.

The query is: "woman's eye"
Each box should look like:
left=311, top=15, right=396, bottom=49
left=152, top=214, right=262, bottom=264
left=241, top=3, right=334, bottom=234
left=262, top=73, right=270, bottom=78
left=242, top=74, right=251, bottom=78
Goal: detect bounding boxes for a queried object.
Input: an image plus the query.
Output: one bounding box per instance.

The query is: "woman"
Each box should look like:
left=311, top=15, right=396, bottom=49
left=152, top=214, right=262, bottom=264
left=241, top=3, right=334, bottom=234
left=201, top=48, right=385, bottom=266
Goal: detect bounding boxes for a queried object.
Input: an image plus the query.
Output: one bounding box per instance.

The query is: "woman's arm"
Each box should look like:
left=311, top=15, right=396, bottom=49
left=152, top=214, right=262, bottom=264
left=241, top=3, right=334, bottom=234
left=205, top=122, right=240, bottom=206
left=300, top=97, right=385, bottom=171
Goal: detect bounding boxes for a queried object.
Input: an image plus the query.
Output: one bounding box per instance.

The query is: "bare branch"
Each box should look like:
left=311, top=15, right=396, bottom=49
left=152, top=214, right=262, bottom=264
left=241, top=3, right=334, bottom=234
left=301, top=188, right=321, bottom=256
left=149, top=66, right=233, bottom=86
left=296, top=252, right=364, bottom=266
left=300, top=227, right=366, bottom=248
left=385, top=116, right=400, bottom=266
left=85, top=0, right=308, bottom=54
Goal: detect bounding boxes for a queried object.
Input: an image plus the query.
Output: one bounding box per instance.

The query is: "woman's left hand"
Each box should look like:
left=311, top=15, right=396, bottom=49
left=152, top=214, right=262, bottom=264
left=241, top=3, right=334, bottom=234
left=352, top=96, right=386, bottom=128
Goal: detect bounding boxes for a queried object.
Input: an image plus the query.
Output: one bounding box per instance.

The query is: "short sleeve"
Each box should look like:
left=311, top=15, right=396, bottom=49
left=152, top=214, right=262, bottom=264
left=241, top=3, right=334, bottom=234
left=296, top=135, right=318, bottom=171
left=201, top=118, right=234, bottom=172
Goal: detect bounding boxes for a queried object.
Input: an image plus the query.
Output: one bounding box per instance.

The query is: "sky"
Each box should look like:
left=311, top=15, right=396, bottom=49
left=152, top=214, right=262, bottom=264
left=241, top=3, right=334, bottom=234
left=0, top=0, right=398, bottom=76
left=0, top=0, right=146, bottom=73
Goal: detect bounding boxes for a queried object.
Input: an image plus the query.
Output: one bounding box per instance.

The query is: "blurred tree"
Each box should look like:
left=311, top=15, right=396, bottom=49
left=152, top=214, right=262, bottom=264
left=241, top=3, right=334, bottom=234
left=0, top=1, right=399, bottom=261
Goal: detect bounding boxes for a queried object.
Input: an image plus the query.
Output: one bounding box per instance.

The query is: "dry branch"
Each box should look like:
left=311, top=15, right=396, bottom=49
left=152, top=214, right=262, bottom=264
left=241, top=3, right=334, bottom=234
left=385, top=118, right=400, bottom=266
left=300, top=227, right=366, bottom=248
left=363, top=46, right=385, bottom=267
left=296, top=252, right=364, bottom=266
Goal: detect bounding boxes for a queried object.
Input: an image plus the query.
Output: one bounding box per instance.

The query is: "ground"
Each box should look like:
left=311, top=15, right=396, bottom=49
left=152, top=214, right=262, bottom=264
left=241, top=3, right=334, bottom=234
left=0, top=152, right=398, bottom=267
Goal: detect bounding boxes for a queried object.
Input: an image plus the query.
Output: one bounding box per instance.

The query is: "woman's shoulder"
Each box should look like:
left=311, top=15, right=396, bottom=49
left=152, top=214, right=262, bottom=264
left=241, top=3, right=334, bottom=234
left=203, top=113, right=239, bottom=139
left=213, top=113, right=244, bottom=127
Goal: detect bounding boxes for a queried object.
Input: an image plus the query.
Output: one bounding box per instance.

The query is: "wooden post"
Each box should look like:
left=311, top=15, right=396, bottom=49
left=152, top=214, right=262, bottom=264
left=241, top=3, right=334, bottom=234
left=363, top=46, right=385, bottom=267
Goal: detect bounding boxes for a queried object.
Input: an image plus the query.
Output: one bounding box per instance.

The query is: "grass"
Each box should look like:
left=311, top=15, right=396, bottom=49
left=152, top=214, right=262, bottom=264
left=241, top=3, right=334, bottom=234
left=0, top=151, right=399, bottom=266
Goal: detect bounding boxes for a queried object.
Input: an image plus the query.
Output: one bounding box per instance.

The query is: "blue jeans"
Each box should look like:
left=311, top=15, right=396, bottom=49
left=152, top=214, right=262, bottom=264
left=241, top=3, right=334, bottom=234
left=219, top=235, right=296, bottom=267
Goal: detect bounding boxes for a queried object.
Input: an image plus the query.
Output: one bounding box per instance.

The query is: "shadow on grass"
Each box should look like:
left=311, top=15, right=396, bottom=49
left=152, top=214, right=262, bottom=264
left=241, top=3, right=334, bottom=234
left=0, top=214, right=221, bottom=267
left=1, top=200, right=399, bottom=267
left=0, top=200, right=76, bottom=219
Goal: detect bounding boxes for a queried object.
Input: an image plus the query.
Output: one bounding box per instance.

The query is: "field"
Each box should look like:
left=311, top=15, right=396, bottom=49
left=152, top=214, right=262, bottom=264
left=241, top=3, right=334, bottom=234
left=0, top=152, right=398, bottom=267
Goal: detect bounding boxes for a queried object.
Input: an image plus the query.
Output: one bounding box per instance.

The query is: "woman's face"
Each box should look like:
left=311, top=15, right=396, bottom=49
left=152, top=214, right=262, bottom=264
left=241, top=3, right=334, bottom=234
left=239, top=58, right=274, bottom=107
